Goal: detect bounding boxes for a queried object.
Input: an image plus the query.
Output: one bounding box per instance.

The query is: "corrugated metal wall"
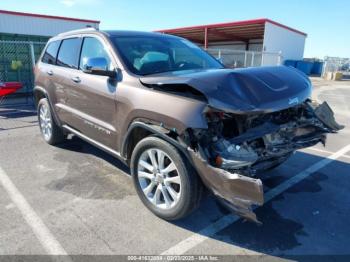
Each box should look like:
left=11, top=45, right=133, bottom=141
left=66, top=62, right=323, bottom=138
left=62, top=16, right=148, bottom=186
left=263, top=22, right=306, bottom=64
left=0, top=12, right=99, bottom=37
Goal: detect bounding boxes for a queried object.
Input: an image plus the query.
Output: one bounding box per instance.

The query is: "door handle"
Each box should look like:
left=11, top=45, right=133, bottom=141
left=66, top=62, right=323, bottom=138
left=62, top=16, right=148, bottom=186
left=47, top=70, right=53, bottom=76
left=71, top=76, right=81, bottom=83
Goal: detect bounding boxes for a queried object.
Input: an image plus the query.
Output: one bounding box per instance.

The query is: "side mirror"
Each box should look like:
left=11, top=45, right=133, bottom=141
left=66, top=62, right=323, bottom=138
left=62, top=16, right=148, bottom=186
left=83, top=57, right=117, bottom=78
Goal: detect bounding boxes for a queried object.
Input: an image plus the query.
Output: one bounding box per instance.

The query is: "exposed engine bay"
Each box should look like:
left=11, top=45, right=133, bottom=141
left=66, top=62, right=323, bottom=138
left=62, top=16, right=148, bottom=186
left=191, top=100, right=343, bottom=176
left=179, top=100, right=344, bottom=223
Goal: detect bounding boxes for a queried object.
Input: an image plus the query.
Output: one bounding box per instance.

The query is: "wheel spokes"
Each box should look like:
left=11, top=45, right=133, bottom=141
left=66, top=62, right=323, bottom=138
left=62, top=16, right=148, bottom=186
left=165, top=183, right=179, bottom=202
left=148, top=149, right=158, bottom=169
left=138, top=160, right=154, bottom=172
left=138, top=171, right=154, bottom=180
left=143, top=182, right=156, bottom=196
left=160, top=184, right=172, bottom=208
left=164, top=175, right=181, bottom=185
left=152, top=184, right=162, bottom=205
left=47, top=126, right=52, bottom=137
left=39, top=112, right=45, bottom=121
left=156, top=149, right=165, bottom=170
left=39, top=104, right=53, bottom=140
left=161, top=162, right=176, bottom=174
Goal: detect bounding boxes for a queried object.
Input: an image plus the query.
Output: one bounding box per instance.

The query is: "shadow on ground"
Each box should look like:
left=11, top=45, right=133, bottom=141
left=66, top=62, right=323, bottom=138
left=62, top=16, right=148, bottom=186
left=47, top=136, right=133, bottom=200
left=0, top=105, right=36, bottom=118
left=0, top=106, right=37, bottom=130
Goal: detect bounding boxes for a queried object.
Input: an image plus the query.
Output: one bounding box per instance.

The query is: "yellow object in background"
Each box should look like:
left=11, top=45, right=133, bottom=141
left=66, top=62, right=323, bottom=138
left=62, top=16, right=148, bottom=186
left=324, top=72, right=344, bottom=81
left=333, top=72, right=343, bottom=81
left=10, top=60, right=23, bottom=70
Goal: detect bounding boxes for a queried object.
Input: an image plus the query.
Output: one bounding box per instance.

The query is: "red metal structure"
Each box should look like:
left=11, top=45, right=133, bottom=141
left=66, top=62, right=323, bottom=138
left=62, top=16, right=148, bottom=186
left=157, top=18, right=307, bottom=49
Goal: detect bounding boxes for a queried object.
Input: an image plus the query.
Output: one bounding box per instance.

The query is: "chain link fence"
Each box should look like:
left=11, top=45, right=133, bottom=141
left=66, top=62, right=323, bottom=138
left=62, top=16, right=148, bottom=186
left=323, top=56, right=350, bottom=78
left=322, top=57, right=350, bottom=80
left=207, top=48, right=282, bottom=68
left=0, top=40, right=46, bottom=106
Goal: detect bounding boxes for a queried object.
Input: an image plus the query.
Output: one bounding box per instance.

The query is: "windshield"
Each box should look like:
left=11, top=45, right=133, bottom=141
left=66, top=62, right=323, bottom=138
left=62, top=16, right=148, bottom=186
left=111, top=36, right=223, bottom=75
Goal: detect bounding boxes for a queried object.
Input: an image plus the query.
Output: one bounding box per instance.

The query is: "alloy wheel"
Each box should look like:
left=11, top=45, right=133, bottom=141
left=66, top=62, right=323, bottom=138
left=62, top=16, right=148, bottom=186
left=39, top=104, right=52, bottom=141
left=137, top=148, right=182, bottom=209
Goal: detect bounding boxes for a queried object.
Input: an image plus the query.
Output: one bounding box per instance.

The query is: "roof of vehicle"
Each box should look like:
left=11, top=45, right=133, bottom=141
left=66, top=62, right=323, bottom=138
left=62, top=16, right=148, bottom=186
left=54, top=28, right=180, bottom=40
left=104, top=30, right=179, bottom=38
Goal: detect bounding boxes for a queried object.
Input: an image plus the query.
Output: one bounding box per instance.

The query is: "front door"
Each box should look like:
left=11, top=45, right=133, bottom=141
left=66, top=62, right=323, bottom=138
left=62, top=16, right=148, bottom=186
left=66, top=36, right=118, bottom=149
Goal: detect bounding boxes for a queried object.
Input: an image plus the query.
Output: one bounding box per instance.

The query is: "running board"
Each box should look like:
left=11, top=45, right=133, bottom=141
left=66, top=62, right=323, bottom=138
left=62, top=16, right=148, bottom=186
left=62, top=125, right=126, bottom=161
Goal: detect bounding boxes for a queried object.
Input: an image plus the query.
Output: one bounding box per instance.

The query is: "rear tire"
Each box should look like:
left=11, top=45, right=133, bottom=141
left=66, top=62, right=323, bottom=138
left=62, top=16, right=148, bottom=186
left=38, top=98, right=65, bottom=145
left=131, top=136, right=202, bottom=220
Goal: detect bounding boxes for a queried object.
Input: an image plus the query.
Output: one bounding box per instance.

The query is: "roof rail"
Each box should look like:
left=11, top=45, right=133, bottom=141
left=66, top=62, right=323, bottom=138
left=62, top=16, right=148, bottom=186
left=57, top=27, right=98, bottom=36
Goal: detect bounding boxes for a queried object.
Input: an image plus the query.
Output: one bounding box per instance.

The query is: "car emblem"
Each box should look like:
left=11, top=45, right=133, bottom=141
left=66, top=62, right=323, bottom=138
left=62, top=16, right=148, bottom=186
left=288, top=97, right=299, bottom=105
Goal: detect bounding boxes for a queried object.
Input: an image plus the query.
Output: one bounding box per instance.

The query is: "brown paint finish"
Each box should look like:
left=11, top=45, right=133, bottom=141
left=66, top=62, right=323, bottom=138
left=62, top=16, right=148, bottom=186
left=114, top=82, right=208, bottom=150
left=34, top=29, right=343, bottom=223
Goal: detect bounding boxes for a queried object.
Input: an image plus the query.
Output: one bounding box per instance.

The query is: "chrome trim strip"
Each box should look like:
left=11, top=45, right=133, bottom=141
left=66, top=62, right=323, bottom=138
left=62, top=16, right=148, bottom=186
left=62, top=124, right=125, bottom=160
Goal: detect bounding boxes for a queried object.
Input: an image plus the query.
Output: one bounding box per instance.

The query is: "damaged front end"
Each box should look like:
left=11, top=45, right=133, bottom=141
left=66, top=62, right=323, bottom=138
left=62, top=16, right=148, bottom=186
left=182, top=100, right=343, bottom=223
left=140, top=66, right=343, bottom=222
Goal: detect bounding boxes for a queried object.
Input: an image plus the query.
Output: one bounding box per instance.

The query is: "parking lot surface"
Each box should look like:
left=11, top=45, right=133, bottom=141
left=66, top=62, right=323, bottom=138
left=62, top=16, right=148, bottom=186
left=0, top=78, right=349, bottom=260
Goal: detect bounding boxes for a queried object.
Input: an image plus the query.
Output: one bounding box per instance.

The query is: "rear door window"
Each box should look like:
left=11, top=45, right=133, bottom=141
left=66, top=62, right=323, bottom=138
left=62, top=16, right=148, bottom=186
left=57, top=38, right=82, bottom=69
left=42, top=40, right=61, bottom=65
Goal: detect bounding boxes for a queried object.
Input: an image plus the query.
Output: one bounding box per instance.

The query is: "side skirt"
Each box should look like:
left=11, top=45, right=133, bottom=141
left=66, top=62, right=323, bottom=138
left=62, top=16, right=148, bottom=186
left=62, top=125, right=127, bottom=163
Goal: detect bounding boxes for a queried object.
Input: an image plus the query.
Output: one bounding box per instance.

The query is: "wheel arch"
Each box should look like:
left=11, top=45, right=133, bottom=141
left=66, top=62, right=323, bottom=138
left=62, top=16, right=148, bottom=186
left=121, top=121, right=190, bottom=163
left=34, top=86, right=62, bottom=127
left=33, top=86, right=48, bottom=108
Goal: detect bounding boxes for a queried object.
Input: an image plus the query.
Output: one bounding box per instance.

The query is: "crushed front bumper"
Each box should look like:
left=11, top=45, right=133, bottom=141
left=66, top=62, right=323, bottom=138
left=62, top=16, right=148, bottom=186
left=188, top=147, right=264, bottom=223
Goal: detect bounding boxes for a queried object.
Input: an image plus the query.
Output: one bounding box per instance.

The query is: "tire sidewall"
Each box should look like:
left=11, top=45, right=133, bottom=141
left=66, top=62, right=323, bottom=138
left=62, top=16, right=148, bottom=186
left=131, top=137, right=193, bottom=220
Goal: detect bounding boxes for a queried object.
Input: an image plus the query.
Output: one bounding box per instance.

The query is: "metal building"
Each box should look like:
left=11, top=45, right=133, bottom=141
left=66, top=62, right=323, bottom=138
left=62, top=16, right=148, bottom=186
left=0, top=9, right=99, bottom=41
left=157, top=18, right=307, bottom=67
left=0, top=10, right=100, bottom=106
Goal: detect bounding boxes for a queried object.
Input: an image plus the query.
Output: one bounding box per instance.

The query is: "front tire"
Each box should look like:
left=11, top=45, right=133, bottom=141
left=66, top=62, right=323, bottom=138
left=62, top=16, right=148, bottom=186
left=37, top=98, right=65, bottom=145
left=131, top=136, right=202, bottom=220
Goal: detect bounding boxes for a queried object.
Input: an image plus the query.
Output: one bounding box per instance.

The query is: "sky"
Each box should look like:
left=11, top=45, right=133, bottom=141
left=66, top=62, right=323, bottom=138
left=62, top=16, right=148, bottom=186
left=0, top=0, right=348, bottom=58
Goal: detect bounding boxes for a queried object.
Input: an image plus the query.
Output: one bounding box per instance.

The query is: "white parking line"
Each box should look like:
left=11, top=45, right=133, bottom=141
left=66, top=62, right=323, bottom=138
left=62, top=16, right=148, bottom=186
left=0, top=166, right=67, bottom=255
left=161, top=144, right=350, bottom=255
left=305, top=147, right=350, bottom=159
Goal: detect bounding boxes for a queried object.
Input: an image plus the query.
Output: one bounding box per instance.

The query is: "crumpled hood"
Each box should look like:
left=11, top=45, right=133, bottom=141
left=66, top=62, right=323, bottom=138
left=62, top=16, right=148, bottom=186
left=140, top=66, right=312, bottom=113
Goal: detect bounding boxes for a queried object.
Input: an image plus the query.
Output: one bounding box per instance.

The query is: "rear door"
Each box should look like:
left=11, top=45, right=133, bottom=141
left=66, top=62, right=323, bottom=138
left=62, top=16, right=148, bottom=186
left=65, top=36, right=118, bottom=149
left=53, top=37, right=84, bottom=128
left=36, top=39, right=61, bottom=106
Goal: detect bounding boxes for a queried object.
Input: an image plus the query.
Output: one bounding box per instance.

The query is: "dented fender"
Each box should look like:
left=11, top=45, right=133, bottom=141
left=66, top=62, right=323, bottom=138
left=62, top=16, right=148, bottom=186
left=187, top=147, right=264, bottom=223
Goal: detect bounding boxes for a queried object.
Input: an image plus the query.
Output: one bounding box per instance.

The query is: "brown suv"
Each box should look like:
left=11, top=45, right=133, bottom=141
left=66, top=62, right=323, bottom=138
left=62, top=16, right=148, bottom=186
left=34, top=28, right=342, bottom=223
